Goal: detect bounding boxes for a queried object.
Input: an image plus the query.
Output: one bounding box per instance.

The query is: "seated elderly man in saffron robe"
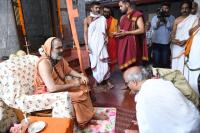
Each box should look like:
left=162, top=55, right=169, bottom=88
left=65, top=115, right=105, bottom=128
left=34, top=37, right=107, bottom=127
left=123, top=66, right=200, bottom=133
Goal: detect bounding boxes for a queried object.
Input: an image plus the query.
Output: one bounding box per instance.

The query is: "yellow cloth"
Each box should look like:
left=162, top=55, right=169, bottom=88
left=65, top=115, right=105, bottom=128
left=152, top=68, right=199, bottom=107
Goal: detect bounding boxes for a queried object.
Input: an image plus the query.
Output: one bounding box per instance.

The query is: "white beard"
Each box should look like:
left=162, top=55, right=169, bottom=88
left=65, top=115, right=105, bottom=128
left=51, top=54, right=62, bottom=61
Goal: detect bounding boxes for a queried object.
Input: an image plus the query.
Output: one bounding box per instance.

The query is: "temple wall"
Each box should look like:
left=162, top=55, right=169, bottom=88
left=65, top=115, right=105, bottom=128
left=0, top=0, right=20, bottom=58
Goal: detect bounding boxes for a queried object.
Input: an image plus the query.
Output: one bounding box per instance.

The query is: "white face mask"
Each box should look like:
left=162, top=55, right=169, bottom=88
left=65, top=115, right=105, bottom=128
left=90, top=12, right=100, bottom=18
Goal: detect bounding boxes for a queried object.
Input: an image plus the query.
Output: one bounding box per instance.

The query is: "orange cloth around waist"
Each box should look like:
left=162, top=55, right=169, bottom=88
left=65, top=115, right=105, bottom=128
left=28, top=116, right=73, bottom=133
left=107, top=17, right=118, bottom=37
left=33, top=57, right=95, bottom=127
left=67, top=83, right=95, bottom=127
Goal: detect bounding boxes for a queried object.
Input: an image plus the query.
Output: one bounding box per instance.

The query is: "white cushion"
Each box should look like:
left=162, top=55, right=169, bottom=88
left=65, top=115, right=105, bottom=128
left=0, top=55, right=39, bottom=107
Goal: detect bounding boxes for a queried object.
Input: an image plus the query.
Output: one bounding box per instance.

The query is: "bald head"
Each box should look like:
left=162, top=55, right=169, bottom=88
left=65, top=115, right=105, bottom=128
left=124, top=66, right=141, bottom=82
left=123, top=66, right=153, bottom=93
left=123, top=66, right=153, bottom=83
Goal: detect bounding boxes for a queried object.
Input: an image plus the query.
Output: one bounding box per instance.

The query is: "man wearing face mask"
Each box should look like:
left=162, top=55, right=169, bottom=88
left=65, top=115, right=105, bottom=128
left=151, top=2, right=175, bottom=68
left=84, top=2, right=112, bottom=89
left=171, top=1, right=197, bottom=73
left=103, top=7, right=118, bottom=71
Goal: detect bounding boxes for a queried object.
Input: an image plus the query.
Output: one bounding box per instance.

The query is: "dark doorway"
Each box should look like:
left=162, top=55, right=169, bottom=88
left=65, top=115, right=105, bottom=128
left=20, top=0, right=55, bottom=52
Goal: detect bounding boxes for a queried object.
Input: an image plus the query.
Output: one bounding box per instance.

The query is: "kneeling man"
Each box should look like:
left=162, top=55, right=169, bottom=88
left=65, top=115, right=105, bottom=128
left=123, top=66, right=200, bottom=133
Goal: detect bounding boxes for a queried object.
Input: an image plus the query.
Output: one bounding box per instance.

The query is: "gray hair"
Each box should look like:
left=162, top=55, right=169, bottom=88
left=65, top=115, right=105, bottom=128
left=126, top=66, right=153, bottom=82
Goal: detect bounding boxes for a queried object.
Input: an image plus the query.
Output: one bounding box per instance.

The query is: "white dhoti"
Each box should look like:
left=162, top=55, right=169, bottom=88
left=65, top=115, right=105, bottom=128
left=88, top=15, right=110, bottom=83
left=184, top=18, right=200, bottom=96
left=136, top=79, right=200, bottom=133
left=171, top=15, right=197, bottom=73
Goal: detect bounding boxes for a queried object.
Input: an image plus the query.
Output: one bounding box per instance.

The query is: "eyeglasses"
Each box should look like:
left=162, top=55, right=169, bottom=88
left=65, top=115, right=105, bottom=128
left=124, top=81, right=129, bottom=86
left=125, top=80, right=138, bottom=86
left=125, top=80, right=132, bottom=86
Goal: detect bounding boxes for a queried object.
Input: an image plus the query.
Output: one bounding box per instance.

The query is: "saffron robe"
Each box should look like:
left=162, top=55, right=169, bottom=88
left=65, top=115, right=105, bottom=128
left=107, top=16, right=118, bottom=70
left=34, top=57, right=95, bottom=127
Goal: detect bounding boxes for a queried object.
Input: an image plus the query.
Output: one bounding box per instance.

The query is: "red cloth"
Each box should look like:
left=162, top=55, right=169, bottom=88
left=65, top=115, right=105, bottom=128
left=118, top=11, right=148, bottom=70
left=107, top=17, right=118, bottom=70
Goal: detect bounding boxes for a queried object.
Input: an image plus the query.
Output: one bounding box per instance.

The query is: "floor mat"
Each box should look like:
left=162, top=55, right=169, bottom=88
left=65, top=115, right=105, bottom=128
left=81, top=107, right=116, bottom=133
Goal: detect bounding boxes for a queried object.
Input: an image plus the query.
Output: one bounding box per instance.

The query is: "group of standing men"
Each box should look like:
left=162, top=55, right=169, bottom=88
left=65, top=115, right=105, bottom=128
left=171, top=0, right=200, bottom=95
left=84, top=0, right=148, bottom=88
left=145, top=0, right=200, bottom=95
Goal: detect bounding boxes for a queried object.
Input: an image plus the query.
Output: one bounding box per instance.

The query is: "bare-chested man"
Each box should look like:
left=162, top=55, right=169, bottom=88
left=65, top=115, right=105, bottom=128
left=171, top=1, right=197, bottom=72
left=84, top=2, right=113, bottom=90
left=34, top=37, right=108, bottom=127
left=113, top=0, right=148, bottom=70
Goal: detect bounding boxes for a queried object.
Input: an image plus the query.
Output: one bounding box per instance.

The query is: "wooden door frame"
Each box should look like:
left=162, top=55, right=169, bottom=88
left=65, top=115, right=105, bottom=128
left=48, top=0, right=61, bottom=37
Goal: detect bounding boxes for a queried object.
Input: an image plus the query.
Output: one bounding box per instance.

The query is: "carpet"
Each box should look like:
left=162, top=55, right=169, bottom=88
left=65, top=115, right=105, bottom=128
left=82, top=107, right=116, bottom=133
left=115, top=107, right=136, bottom=133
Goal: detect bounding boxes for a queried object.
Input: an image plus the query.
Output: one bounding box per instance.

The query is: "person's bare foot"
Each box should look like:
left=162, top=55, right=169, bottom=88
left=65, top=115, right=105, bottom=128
left=88, top=119, right=98, bottom=125
left=124, top=129, right=139, bottom=133
left=93, top=113, right=109, bottom=120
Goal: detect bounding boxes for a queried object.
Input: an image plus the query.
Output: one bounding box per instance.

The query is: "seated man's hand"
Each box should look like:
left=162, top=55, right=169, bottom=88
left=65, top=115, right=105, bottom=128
left=80, top=75, right=89, bottom=85
left=73, top=78, right=81, bottom=87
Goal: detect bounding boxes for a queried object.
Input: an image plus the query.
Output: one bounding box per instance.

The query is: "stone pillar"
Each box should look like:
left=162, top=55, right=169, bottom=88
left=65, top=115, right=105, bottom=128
left=76, top=0, right=86, bottom=45
left=0, top=0, right=20, bottom=58
left=61, top=0, right=86, bottom=47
